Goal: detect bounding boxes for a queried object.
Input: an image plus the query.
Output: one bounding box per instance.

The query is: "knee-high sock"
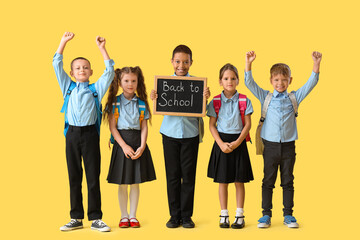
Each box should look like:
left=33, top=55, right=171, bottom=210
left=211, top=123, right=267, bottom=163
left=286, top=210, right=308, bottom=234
left=118, top=185, right=129, bottom=218
left=129, top=184, right=140, bottom=219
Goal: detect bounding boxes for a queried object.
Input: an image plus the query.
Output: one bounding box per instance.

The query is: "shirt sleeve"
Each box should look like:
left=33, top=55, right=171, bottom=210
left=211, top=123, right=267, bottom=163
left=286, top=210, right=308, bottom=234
left=144, top=106, right=150, bottom=120
left=294, top=71, right=319, bottom=105
left=245, top=98, right=254, bottom=115
left=94, top=59, right=115, bottom=101
left=52, top=53, right=72, bottom=98
left=244, top=70, right=268, bottom=104
left=206, top=99, right=217, bottom=118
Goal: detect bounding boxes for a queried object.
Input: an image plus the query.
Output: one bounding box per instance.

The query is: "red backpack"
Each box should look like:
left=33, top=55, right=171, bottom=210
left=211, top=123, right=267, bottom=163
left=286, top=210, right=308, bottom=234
left=213, top=93, right=251, bottom=143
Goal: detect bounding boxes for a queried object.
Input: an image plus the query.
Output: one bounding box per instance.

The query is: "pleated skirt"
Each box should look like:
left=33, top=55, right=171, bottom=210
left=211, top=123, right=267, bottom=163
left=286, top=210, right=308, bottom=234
left=207, top=132, right=254, bottom=183
left=107, top=129, right=156, bottom=184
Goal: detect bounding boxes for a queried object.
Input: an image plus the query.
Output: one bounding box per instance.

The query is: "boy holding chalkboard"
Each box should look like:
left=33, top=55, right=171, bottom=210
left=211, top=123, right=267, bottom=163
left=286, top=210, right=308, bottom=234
left=151, top=45, right=210, bottom=228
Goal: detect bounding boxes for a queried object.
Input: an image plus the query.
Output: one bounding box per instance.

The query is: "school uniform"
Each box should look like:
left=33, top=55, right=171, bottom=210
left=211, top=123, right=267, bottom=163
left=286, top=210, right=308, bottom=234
left=207, top=91, right=254, bottom=183
left=245, top=70, right=319, bottom=217
left=53, top=53, right=115, bottom=220
left=107, top=94, right=156, bottom=184
left=160, top=72, right=203, bottom=219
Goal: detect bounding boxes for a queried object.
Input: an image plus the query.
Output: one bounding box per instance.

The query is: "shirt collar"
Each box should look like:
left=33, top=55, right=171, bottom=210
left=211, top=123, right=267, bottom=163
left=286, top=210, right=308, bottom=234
left=273, top=89, right=288, bottom=98
left=172, top=72, right=191, bottom=77
left=120, top=93, right=138, bottom=105
left=220, top=91, right=239, bottom=102
left=76, top=81, right=89, bottom=89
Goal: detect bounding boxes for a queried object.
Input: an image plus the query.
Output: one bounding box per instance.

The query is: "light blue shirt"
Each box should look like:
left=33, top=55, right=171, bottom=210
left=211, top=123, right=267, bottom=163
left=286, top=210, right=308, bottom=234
left=245, top=70, right=319, bottom=143
left=159, top=72, right=202, bottom=139
left=207, top=91, right=253, bottom=134
left=115, top=94, right=149, bottom=130
left=53, top=53, right=115, bottom=126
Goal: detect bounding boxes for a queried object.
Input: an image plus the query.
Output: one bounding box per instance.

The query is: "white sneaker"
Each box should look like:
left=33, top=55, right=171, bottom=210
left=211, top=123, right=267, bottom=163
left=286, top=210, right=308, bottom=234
left=284, top=215, right=299, bottom=228
left=257, top=215, right=271, bottom=228
left=91, top=219, right=111, bottom=232
left=60, top=219, right=83, bottom=231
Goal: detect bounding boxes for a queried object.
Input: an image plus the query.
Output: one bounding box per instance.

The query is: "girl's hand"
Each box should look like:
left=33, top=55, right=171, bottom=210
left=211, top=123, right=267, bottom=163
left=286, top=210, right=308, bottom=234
left=61, top=32, right=74, bottom=44
left=96, top=36, right=106, bottom=48
left=312, top=51, right=322, bottom=64
left=150, top=89, right=158, bottom=100
left=229, top=141, right=240, bottom=150
left=246, top=51, right=256, bottom=63
left=220, top=142, right=233, bottom=153
left=132, top=146, right=145, bottom=160
left=204, top=87, right=211, bottom=100
left=121, top=144, right=135, bottom=159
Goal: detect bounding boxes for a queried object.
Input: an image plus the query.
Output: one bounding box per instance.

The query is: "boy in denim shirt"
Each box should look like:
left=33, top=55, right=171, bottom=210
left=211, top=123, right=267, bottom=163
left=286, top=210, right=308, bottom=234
left=244, top=51, right=322, bottom=228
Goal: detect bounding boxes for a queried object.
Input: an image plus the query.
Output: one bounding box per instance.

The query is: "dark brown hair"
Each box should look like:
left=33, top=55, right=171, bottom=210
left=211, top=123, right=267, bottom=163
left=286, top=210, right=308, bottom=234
left=71, top=57, right=91, bottom=70
left=270, top=63, right=291, bottom=78
left=172, top=45, right=193, bottom=61
left=103, top=66, right=152, bottom=124
left=219, top=63, right=239, bottom=80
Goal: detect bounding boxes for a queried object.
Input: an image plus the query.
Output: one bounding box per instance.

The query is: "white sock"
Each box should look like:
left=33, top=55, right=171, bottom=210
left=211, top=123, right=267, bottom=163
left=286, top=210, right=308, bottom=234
left=129, top=184, right=140, bottom=220
left=118, top=185, right=129, bottom=219
left=220, top=209, right=229, bottom=223
left=234, top=208, right=244, bottom=224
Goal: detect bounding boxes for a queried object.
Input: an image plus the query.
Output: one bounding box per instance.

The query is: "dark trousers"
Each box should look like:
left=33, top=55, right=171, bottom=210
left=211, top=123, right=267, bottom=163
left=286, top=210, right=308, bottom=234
left=66, top=125, right=102, bottom=220
left=162, top=135, right=199, bottom=218
left=262, top=139, right=296, bottom=217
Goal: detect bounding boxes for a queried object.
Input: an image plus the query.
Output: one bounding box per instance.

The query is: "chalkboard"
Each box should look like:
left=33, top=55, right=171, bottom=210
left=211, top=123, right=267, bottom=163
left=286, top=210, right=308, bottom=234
left=154, top=76, right=207, bottom=117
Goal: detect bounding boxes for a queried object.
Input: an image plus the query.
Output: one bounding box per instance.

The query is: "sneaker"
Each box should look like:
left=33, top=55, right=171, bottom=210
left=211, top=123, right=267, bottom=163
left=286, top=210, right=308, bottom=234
left=231, top=216, right=245, bottom=229
left=60, top=219, right=83, bottom=231
left=182, top=217, right=195, bottom=228
left=219, top=215, right=230, bottom=228
left=257, top=215, right=271, bottom=228
left=166, top=216, right=181, bottom=228
left=284, top=215, right=299, bottom=228
left=91, top=219, right=111, bottom=232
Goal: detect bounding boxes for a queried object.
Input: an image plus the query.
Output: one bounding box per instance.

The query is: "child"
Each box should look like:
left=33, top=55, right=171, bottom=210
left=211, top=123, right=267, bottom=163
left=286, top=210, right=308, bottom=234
left=207, top=63, right=254, bottom=229
left=244, top=51, right=322, bottom=228
left=103, top=66, right=156, bottom=228
left=150, top=45, right=210, bottom=228
left=53, top=32, right=114, bottom=232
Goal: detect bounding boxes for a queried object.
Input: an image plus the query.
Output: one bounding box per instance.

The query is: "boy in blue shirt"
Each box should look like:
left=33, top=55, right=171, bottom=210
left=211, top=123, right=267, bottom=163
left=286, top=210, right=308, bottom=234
left=244, top=51, right=322, bottom=228
left=151, top=45, right=210, bottom=228
left=53, top=32, right=115, bottom=232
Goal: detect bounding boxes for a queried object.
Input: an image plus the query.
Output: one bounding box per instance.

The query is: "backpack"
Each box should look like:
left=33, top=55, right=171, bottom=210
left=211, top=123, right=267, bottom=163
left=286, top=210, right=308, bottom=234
left=109, top=95, right=146, bottom=144
left=212, top=93, right=251, bottom=143
left=255, top=92, right=298, bottom=155
left=60, top=81, right=102, bottom=136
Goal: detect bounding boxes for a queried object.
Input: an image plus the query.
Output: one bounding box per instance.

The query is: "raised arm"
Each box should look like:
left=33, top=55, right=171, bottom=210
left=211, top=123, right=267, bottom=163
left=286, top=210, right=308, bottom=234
left=96, top=36, right=110, bottom=60
left=312, top=51, right=322, bottom=73
left=56, top=32, right=75, bottom=55
left=245, top=51, right=256, bottom=72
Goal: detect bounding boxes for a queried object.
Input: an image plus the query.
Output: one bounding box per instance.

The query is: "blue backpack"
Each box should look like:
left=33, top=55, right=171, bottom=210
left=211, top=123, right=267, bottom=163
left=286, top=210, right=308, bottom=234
left=110, top=95, right=146, bottom=144
left=60, top=81, right=102, bottom=136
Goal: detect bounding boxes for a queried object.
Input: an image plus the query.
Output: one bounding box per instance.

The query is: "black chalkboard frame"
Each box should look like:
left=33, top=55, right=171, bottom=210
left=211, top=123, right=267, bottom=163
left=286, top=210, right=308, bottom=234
left=153, top=75, right=207, bottom=117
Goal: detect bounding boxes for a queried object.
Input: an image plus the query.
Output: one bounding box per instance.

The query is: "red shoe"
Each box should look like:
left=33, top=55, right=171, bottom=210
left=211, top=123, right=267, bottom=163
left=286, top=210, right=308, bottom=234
left=130, top=218, right=140, bottom=228
left=119, top=218, right=130, bottom=228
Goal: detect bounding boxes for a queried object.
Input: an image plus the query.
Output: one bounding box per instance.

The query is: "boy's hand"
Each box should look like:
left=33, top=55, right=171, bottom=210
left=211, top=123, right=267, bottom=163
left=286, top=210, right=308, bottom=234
left=246, top=51, right=256, bottom=63
left=203, top=87, right=211, bottom=99
left=61, top=32, right=75, bottom=44
left=150, top=89, right=158, bottom=100
left=96, top=36, right=106, bottom=48
left=312, top=51, right=322, bottom=64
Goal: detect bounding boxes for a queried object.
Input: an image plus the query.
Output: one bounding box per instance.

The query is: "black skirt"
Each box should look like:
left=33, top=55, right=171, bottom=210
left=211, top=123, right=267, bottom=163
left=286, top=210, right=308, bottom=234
left=208, top=132, right=254, bottom=183
left=107, top=129, right=156, bottom=184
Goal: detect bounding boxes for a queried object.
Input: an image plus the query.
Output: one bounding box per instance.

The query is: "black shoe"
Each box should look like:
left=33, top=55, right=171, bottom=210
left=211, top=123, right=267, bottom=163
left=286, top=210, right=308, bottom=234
left=166, top=217, right=181, bottom=228
left=60, top=219, right=83, bottom=231
left=182, top=217, right=195, bottom=228
left=219, top=215, right=230, bottom=228
left=231, top=216, right=245, bottom=229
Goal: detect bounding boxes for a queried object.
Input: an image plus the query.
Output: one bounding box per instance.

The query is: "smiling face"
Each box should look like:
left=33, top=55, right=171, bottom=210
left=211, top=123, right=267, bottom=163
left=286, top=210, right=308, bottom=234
left=220, top=69, right=239, bottom=94
left=171, top=52, right=192, bottom=76
left=120, top=73, right=138, bottom=98
left=270, top=73, right=292, bottom=93
left=70, top=59, right=93, bottom=82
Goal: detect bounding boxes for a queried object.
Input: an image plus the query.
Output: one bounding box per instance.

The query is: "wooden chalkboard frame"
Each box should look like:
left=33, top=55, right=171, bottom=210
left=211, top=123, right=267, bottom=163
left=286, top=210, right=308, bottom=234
left=153, top=75, right=207, bottom=117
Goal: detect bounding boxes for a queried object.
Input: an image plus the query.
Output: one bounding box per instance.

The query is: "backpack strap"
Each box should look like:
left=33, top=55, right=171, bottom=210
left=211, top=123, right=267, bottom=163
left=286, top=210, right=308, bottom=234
left=212, top=94, right=222, bottom=118
left=288, top=92, right=298, bottom=117
left=88, top=83, right=102, bottom=135
left=138, top=98, right=146, bottom=126
left=261, top=92, right=273, bottom=122
left=110, top=96, right=121, bottom=144
left=238, top=93, right=251, bottom=143
left=60, top=81, right=76, bottom=136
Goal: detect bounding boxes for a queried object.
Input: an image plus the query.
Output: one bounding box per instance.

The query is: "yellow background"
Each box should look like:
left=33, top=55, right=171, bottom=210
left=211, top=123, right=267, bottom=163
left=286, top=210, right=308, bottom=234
left=1, top=0, right=359, bottom=239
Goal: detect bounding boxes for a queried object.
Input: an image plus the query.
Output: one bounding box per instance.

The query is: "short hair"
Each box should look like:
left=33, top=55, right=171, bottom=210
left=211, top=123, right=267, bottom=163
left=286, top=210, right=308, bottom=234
left=71, top=57, right=91, bottom=70
left=172, top=45, right=193, bottom=61
left=219, top=63, right=239, bottom=80
left=270, top=63, right=291, bottom=78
